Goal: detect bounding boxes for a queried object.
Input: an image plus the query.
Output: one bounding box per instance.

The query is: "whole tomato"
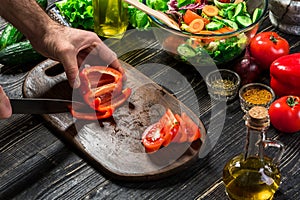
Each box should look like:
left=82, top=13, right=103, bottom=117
left=269, top=96, right=300, bottom=133
left=249, top=32, right=289, bottom=71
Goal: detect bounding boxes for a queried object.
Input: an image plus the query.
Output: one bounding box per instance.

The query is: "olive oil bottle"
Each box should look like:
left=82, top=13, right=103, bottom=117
left=93, top=0, right=128, bottom=39
left=223, top=106, right=284, bottom=200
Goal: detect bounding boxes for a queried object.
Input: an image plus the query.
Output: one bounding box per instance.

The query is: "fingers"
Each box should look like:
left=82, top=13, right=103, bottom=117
left=60, top=54, right=81, bottom=88
left=61, top=34, right=126, bottom=88
left=91, top=42, right=125, bottom=75
left=0, top=86, right=12, bottom=119
left=109, top=59, right=127, bottom=81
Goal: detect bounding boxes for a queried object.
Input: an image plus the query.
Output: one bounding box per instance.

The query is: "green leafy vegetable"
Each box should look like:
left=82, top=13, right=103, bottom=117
left=179, top=33, right=248, bottom=63
left=55, top=0, right=94, bottom=30
left=127, top=0, right=169, bottom=30
left=128, top=0, right=151, bottom=30
left=146, top=0, right=169, bottom=11
left=177, top=0, right=195, bottom=8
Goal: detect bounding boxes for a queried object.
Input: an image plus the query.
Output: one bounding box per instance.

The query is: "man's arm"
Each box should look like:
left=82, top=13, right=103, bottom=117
left=0, top=0, right=123, bottom=88
left=0, top=0, right=54, bottom=44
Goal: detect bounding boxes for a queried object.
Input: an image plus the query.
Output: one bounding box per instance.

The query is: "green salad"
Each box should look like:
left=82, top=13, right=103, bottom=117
left=55, top=0, right=263, bottom=64
left=129, top=0, right=262, bottom=63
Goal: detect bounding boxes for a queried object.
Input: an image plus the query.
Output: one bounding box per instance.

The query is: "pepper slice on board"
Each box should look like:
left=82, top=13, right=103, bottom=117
left=79, top=66, right=123, bottom=109
left=70, top=66, right=131, bottom=120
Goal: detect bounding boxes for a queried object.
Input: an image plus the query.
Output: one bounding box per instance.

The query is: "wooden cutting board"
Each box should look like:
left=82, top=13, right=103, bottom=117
left=23, top=59, right=206, bottom=181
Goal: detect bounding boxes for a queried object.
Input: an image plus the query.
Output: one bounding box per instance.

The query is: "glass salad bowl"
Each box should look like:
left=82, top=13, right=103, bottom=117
left=148, top=0, right=268, bottom=66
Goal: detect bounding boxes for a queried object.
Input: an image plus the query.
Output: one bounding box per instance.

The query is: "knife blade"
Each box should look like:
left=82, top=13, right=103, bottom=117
left=10, top=98, right=86, bottom=114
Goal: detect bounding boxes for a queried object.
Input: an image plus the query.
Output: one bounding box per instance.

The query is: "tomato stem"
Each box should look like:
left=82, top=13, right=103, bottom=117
left=270, top=34, right=277, bottom=44
left=286, top=96, right=299, bottom=107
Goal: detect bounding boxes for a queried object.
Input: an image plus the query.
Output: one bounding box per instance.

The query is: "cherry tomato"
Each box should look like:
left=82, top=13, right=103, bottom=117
left=249, top=32, right=289, bottom=71
left=269, top=96, right=300, bottom=133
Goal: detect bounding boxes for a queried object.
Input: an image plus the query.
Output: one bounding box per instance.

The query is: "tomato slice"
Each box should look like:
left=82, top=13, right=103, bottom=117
left=142, top=123, right=165, bottom=153
left=159, top=109, right=180, bottom=146
left=181, top=112, right=201, bottom=142
left=141, top=109, right=201, bottom=152
left=173, top=114, right=188, bottom=143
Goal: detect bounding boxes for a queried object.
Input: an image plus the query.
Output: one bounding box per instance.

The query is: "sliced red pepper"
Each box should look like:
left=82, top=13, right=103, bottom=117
left=70, top=66, right=131, bottom=120
left=83, top=83, right=122, bottom=109
left=70, top=108, right=113, bottom=120
left=80, top=66, right=123, bottom=108
left=95, top=88, right=131, bottom=113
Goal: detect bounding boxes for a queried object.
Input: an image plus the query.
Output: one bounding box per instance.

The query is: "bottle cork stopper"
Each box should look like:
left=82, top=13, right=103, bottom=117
left=248, top=106, right=268, bottom=120
left=246, top=106, right=270, bottom=128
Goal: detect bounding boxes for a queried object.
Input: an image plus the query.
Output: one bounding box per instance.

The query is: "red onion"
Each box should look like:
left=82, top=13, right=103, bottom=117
left=233, top=49, right=262, bottom=85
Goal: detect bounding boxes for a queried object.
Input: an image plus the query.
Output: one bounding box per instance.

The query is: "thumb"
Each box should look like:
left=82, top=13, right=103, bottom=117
left=0, top=86, right=12, bottom=119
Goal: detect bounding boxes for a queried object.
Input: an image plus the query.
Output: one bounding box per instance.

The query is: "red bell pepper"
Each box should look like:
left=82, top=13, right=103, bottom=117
left=70, top=108, right=113, bottom=121
left=70, top=66, right=131, bottom=120
left=270, top=53, right=300, bottom=97
left=79, top=66, right=123, bottom=109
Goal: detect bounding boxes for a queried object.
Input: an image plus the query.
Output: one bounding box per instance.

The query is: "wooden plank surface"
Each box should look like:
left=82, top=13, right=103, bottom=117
left=22, top=58, right=206, bottom=181
left=0, top=2, right=300, bottom=199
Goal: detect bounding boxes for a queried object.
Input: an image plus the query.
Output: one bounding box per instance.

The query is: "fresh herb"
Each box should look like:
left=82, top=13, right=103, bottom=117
left=55, top=0, right=94, bottom=30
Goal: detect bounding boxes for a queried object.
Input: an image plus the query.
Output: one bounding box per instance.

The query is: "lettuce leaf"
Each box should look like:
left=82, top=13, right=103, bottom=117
left=128, top=5, right=151, bottom=30
left=55, top=0, right=94, bottom=30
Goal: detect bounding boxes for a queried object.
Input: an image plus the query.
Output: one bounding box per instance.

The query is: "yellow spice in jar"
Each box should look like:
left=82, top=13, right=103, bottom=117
left=242, top=88, right=273, bottom=105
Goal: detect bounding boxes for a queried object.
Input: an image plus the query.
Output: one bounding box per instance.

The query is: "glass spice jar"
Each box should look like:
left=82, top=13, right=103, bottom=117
left=206, top=69, right=241, bottom=101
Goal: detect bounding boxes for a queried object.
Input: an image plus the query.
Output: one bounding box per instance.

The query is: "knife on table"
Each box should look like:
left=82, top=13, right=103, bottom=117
left=10, top=98, right=86, bottom=114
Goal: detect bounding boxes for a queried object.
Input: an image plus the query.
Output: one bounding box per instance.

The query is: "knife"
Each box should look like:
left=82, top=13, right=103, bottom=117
left=10, top=98, right=86, bottom=114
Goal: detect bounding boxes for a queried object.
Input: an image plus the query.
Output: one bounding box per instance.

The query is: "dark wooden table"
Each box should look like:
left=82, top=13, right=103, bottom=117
left=0, top=2, right=299, bottom=199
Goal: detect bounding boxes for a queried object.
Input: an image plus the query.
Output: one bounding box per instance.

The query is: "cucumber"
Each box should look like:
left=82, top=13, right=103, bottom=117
left=232, top=3, right=244, bottom=18
left=0, top=24, right=24, bottom=50
left=252, top=8, right=263, bottom=22
left=0, top=40, right=45, bottom=66
left=235, top=15, right=252, bottom=28
left=221, top=19, right=239, bottom=30
left=206, top=21, right=224, bottom=31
